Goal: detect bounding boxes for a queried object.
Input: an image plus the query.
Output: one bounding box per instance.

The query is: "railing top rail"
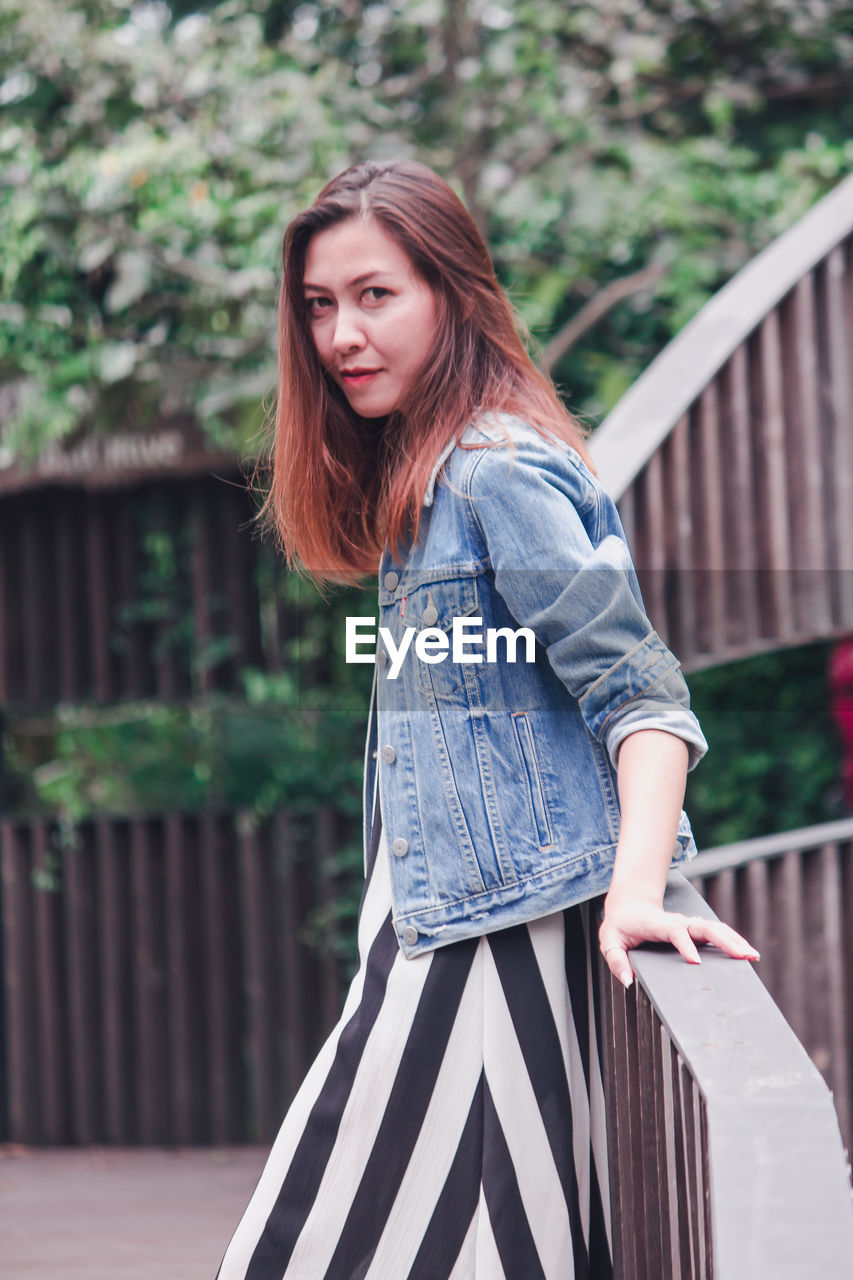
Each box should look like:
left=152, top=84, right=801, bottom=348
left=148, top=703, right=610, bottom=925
left=589, top=171, right=853, bottom=499
left=686, top=814, right=853, bottom=877
left=640, top=872, right=853, bottom=1277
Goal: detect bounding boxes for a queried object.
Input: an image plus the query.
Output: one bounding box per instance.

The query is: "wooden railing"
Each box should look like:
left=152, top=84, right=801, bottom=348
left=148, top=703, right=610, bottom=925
left=684, top=815, right=853, bottom=1157
left=589, top=172, right=853, bottom=670
left=4, top=807, right=853, bottom=1272
left=588, top=172, right=853, bottom=1272
left=600, top=871, right=853, bottom=1279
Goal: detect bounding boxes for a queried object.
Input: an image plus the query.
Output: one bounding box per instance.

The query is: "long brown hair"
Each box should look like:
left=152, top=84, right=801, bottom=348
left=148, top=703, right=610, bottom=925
left=266, top=159, right=590, bottom=581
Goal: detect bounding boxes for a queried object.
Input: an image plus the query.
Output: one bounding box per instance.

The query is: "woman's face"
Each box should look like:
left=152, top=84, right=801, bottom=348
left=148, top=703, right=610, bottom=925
left=303, top=217, right=440, bottom=419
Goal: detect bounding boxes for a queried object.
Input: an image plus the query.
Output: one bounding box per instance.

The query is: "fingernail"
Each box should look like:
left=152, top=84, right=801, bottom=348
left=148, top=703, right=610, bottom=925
left=621, top=972, right=633, bottom=989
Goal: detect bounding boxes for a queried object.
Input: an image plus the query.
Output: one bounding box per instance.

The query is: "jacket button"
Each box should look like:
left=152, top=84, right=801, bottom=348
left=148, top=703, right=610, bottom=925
left=422, top=604, right=438, bottom=626
left=384, top=571, right=399, bottom=590
left=402, top=926, right=418, bottom=946
left=371, top=748, right=377, bottom=760
left=381, top=745, right=396, bottom=764
left=391, top=837, right=409, bottom=857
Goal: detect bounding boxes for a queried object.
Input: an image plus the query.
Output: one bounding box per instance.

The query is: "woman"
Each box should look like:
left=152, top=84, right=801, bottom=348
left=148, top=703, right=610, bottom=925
left=217, top=159, right=758, bottom=1280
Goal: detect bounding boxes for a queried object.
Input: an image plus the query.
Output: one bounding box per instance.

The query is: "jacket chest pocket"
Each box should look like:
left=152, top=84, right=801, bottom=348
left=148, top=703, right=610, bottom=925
left=378, top=572, right=480, bottom=700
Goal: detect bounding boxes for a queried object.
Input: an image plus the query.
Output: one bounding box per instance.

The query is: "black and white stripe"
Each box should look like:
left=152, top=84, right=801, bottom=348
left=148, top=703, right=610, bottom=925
left=217, top=824, right=613, bottom=1280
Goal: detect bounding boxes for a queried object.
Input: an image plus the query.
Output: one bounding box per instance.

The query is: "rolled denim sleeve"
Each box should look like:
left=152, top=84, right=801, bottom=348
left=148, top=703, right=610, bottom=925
left=464, top=427, right=708, bottom=771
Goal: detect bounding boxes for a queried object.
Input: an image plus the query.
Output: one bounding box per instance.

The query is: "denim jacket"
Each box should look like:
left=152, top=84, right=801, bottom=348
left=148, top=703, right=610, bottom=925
left=362, top=413, right=708, bottom=958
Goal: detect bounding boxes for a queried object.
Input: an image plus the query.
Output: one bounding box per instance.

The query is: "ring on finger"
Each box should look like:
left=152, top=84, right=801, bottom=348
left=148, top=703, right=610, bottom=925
left=602, top=944, right=621, bottom=958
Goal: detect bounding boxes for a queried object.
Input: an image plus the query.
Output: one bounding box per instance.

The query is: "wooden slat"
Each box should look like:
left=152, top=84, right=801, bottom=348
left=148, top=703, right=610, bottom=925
left=703, top=866, right=736, bottom=931
left=201, top=814, right=234, bottom=1142
left=779, top=849, right=807, bottom=1038
left=86, top=503, right=112, bottom=701
left=659, top=1029, right=679, bottom=1278
left=639, top=449, right=668, bottom=638
left=64, top=826, right=100, bottom=1142
left=55, top=497, right=78, bottom=700
left=32, top=822, right=67, bottom=1142
left=719, top=345, right=760, bottom=650
left=698, top=1096, right=712, bottom=1279
left=821, top=245, right=853, bottom=623
left=783, top=276, right=832, bottom=633
left=1, top=822, right=36, bottom=1140
left=745, top=855, right=771, bottom=987
left=239, top=818, right=277, bottom=1142
left=274, top=811, right=307, bottom=1098
left=669, top=414, right=697, bottom=663
left=754, top=310, right=794, bottom=636
left=115, top=500, right=146, bottom=698
left=679, top=1059, right=701, bottom=1280
left=130, top=819, right=165, bottom=1143
left=21, top=512, right=42, bottom=703
left=819, top=841, right=850, bottom=1144
left=610, top=974, right=639, bottom=1278
left=626, top=985, right=650, bottom=1280
left=842, top=837, right=853, bottom=1157
left=636, top=992, right=663, bottom=1275
left=166, top=814, right=193, bottom=1144
left=317, top=808, right=345, bottom=1033
left=97, top=818, right=130, bottom=1143
left=649, top=1000, right=673, bottom=1278
left=664, top=1039, right=693, bottom=1279
left=696, top=382, right=727, bottom=657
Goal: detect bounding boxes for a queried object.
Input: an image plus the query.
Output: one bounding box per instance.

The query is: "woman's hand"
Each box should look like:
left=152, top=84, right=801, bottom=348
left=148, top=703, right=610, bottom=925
left=598, top=894, right=760, bottom=988
left=602, top=729, right=761, bottom=988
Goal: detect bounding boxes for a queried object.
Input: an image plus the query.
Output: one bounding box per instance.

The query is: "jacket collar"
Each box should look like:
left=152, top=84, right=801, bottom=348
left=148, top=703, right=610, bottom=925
left=423, top=434, right=458, bottom=507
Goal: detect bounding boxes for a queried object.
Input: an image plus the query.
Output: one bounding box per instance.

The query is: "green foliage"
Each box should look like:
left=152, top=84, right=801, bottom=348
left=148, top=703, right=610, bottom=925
left=3, top=0, right=853, bottom=452
left=684, top=643, right=844, bottom=850
left=5, top=671, right=369, bottom=821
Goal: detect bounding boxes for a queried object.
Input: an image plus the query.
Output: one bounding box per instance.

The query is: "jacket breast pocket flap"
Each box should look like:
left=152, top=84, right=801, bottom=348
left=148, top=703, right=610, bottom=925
left=380, top=572, right=479, bottom=635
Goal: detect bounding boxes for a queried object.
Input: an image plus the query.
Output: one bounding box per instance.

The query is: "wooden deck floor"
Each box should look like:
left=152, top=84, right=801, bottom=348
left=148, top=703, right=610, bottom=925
left=0, top=1145, right=267, bottom=1279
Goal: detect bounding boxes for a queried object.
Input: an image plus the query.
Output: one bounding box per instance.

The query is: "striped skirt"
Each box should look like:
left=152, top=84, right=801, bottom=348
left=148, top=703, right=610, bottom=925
left=217, top=822, right=613, bottom=1280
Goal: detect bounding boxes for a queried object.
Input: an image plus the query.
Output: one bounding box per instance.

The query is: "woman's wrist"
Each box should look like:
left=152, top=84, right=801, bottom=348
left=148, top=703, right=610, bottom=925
left=604, top=882, right=665, bottom=914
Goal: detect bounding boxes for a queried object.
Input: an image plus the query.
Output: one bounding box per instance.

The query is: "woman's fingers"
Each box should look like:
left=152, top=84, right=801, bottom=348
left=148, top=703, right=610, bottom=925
left=684, top=915, right=760, bottom=961
left=601, top=941, right=633, bottom=989
left=670, top=920, right=702, bottom=965
left=600, top=907, right=761, bottom=986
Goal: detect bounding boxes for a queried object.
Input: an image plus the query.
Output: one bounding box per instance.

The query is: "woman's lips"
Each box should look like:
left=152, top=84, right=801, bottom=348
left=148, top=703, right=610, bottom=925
left=340, top=368, right=382, bottom=384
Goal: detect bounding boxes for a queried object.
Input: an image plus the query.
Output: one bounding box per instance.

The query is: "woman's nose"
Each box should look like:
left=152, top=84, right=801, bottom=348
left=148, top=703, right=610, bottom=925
left=332, top=306, right=366, bottom=353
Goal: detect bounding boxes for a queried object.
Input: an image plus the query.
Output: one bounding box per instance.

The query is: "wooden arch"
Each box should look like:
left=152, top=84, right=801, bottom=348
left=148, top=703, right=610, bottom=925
left=589, top=173, right=853, bottom=671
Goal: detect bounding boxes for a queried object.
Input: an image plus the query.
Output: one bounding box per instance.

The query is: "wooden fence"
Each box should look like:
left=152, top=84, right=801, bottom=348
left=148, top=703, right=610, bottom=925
left=589, top=171, right=853, bottom=670
left=600, top=871, right=853, bottom=1279
left=0, top=809, right=358, bottom=1145
left=0, top=472, right=311, bottom=710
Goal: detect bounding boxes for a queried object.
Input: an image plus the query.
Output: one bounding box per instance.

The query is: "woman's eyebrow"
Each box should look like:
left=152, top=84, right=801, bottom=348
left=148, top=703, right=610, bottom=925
left=303, top=269, right=395, bottom=291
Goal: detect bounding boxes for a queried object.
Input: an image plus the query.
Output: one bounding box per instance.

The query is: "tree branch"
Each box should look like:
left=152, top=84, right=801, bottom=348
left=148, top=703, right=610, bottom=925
left=540, top=261, right=667, bottom=374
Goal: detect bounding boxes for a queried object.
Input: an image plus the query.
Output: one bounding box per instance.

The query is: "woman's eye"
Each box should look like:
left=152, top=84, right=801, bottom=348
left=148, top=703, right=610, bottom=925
left=306, top=296, right=331, bottom=314
left=363, top=286, right=390, bottom=302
